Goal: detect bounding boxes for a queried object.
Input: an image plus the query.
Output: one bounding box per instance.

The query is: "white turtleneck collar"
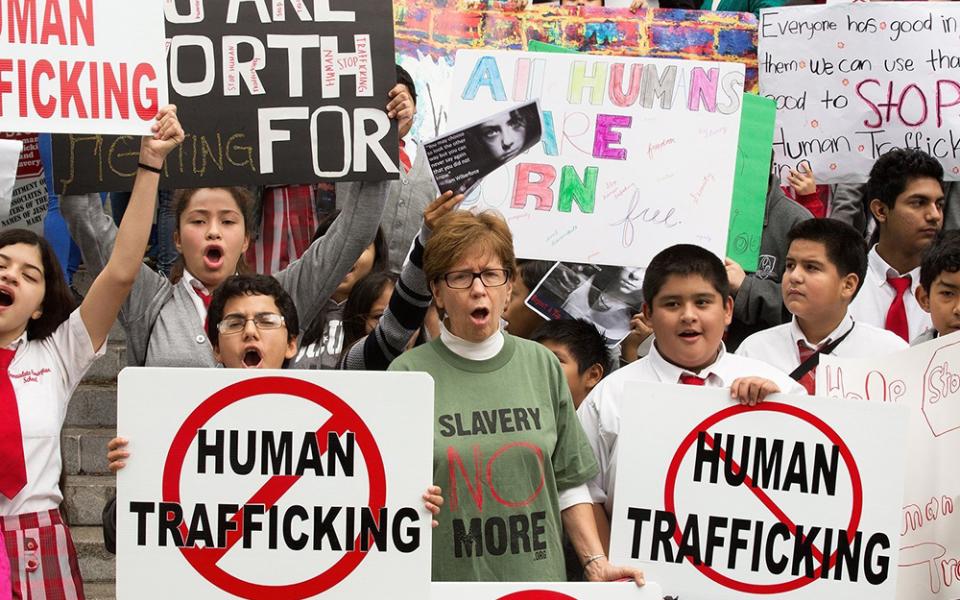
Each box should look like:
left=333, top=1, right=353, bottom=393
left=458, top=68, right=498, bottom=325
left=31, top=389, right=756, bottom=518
left=439, top=321, right=504, bottom=361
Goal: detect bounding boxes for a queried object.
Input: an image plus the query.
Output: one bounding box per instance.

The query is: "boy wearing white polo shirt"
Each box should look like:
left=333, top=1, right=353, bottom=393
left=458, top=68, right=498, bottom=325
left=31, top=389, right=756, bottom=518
left=738, top=219, right=907, bottom=394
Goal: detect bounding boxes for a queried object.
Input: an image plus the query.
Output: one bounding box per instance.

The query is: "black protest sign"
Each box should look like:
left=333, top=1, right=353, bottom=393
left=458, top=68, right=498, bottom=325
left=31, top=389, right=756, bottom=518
left=52, top=0, right=398, bottom=194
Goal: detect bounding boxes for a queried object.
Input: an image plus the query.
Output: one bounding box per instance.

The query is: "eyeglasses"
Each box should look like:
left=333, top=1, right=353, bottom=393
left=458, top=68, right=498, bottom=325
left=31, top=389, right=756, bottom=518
left=442, top=269, right=511, bottom=289
left=217, top=312, right=285, bottom=335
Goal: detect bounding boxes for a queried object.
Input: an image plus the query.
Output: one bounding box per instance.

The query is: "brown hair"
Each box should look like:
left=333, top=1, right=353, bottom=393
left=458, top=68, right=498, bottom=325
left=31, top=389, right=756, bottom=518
left=169, top=187, right=255, bottom=284
left=423, top=211, right=517, bottom=283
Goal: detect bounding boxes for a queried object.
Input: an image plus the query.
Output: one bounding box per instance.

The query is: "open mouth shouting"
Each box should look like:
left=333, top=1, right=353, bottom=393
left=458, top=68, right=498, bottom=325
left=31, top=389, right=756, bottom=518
left=241, top=346, right=263, bottom=368
left=0, top=287, right=14, bottom=309
left=203, top=245, right=226, bottom=271
left=470, top=306, right=491, bottom=327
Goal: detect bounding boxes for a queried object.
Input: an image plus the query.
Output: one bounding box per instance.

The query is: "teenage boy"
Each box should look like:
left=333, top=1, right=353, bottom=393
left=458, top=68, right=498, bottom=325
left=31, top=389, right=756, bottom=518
left=102, top=275, right=442, bottom=550
left=531, top=319, right=610, bottom=409
left=849, top=149, right=945, bottom=342
left=914, top=230, right=960, bottom=344
left=738, top=219, right=907, bottom=393
left=577, top=245, right=804, bottom=544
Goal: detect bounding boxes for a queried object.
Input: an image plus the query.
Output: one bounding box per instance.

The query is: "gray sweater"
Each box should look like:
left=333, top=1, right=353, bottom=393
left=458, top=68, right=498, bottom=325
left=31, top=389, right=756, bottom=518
left=61, top=182, right=389, bottom=367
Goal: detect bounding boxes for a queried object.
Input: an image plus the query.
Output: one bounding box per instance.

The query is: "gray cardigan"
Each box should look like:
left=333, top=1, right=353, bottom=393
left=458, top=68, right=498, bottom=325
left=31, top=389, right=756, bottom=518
left=61, top=182, right=389, bottom=367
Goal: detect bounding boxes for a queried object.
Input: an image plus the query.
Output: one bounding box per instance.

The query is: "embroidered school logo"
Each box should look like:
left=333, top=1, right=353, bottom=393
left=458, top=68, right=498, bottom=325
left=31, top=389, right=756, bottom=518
left=755, top=255, right=776, bottom=280
left=10, top=368, right=50, bottom=384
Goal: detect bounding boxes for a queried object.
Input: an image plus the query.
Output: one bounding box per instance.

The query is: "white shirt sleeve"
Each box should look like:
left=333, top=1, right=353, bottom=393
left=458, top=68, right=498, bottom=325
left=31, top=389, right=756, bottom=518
left=577, top=383, right=613, bottom=507
left=558, top=483, right=593, bottom=511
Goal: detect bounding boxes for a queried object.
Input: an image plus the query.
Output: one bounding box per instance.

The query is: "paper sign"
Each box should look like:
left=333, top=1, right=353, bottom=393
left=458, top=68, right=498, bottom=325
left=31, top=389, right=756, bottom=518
left=431, top=581, right=663, bottom=599
left=758, top=2, right=960, bottom=183
left=817, top=334, right=960, bottom=600
left=610, top=384, right=908, bottom=600
left=0, top=140, right=23, bottom=214
left=0, top=133, right=47, bottom=232
left=727, top=94, right=776, bottom=272
left=448, top=49, right=744, bottom=268
left=527, top=41, right=579, bottom=55
left=52, top=0, right=398, bottom=194
left=116, top=369, right=434, bottom=599
left=0, top=0, right=167, bottom=135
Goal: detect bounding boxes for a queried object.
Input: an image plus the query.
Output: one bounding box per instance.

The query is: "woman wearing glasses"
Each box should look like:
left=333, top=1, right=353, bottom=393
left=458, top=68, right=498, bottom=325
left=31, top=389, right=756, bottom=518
left=389, top=211, right=644, bottom=585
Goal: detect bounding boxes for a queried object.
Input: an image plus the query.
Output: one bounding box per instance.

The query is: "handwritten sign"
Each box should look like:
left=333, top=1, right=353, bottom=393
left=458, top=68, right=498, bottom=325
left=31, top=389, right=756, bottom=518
left=609, top=384, right=908, bottom=600
left=52, top=0, right=398, bottom=194
left=117, top=368, right=434, bottom=599
left=447, top=49, right=743, bottom=267
left=0, top=0, right=167, bottom=135
left=431, top=582, right=663, bottom=599
left=817, top=334, right=960, bottom=600
left=758, top=3, right=960, bottom=183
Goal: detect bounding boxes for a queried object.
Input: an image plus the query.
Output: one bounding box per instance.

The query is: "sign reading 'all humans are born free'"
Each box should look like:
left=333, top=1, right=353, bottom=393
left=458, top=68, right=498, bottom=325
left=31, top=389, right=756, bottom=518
left=609, top=384, right=908, bottom=600
left=116, top=369, right=433, bottom=599
left=759, top=2, right=960, bottom=184
left=447, top=50, right=744, bottom=268
left=52, top=0, right=398, bottom=194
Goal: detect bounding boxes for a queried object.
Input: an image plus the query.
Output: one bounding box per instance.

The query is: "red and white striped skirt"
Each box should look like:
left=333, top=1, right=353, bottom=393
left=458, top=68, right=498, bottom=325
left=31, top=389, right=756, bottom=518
left=1, top=509, right=84, bottom=600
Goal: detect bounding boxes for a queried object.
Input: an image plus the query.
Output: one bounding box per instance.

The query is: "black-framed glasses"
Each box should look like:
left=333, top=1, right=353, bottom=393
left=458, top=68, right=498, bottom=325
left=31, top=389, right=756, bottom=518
left=442, top=269, right=511, bottom=289
left=217, top=312, right=286, bottom=335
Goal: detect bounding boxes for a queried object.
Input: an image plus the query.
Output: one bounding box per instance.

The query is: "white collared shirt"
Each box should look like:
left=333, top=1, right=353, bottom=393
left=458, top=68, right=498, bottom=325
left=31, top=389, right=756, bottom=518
left=737, top=312, right=907, bottom=375
left=181, top=270, right=211, bottom=327
left=576, top=342, right=805, bottom=515
left=848, top=246, right=931, bottom=342
left=0, top=310, right=106, bottom=516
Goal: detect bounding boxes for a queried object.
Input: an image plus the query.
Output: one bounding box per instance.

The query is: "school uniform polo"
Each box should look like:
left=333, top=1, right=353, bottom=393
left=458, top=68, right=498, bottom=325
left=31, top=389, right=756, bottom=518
left=737, top=313, right=907, bottom=376
left=848, top=246, right=932, bottom=342
left=576, top=343, right=804, bottom=516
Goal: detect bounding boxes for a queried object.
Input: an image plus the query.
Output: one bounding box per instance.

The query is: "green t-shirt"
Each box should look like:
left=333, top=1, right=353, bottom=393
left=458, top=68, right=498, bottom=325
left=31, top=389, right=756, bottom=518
left=389, top=334, right=599, bottom=581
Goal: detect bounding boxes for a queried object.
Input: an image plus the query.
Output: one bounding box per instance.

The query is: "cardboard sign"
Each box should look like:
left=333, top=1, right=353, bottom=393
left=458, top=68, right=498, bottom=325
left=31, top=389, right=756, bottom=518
left=447, top=49, right=744, bottom=268
left=52, top=0, right=398, bottom=194
left=817, top=334, right=960, bottom=600
left=116, top=369, right=434, bottom=598
left=758, top=2, right=960, bottom=183
left=431, top=582, right=663, bottom=599
left=0, top=0, right=168, bottom=135
left=609, top=384, right=908, bottom=599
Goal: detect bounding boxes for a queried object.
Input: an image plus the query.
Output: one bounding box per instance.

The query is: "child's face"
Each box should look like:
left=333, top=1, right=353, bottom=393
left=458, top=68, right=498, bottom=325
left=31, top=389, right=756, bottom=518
left=175, top=189, right=251, bottom=290
left=539, top=340, right=600, bottom=409
left=873, top=177, right=944, bottom=259
left=0, top=243, right=45, bottom=340
left=504, top=271, right=545, bottom=338
left=213, top=294, right=297, bottom=369
left=917, top=270, right=960, bottom=337
left=643, top=274, right=732, bottom=373
left=782, top=240, right=858, bottom=324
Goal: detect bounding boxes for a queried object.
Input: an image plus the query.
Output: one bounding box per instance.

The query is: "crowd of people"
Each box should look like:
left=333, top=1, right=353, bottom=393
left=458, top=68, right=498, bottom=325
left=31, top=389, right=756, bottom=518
left=1, top=0, right=959, bottom=598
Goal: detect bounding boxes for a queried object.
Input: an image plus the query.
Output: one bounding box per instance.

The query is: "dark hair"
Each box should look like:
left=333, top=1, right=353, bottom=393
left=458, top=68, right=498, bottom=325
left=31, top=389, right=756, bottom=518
left=787, top=219, right=868, bottom=295
left=170, top=187, right=256, bottom=283
left=920, top=230, right=960, bottom=292
left=0, top=229, right=75, bottom=341
left=342, top=271, right=397, bottom=351
left=206, top=274, right=299, bottom=351
left=642, top=244, right=729, bottom=306
left=531, top=319, right=611, bottom=377
left=396, top=64, right=417, bottom=107
left=517, top=259, right=553, bottom=291
left=865, top=148, right=943, bottom=211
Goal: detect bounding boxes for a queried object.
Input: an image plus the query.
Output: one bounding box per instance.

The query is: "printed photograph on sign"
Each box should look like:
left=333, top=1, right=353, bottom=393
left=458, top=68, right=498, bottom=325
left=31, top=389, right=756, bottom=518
left=431, top=581, right=663, bottom=599
left=425, top=101, right=543, bottom=197
left=525, top=262, right=644, bottom=346
left=116, top=369, right=434, bottom=599
left=608, top=384, right=908, bottom=600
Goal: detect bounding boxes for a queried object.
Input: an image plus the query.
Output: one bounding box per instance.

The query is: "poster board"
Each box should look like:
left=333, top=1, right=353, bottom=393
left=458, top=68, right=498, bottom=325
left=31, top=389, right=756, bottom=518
left=0, top=133, right=47, bottom=231
left=431, top=582, right=663, bottom=599
left=116, top=368, right=434, bottom=598
left=609, top=384, right=908, bottom=599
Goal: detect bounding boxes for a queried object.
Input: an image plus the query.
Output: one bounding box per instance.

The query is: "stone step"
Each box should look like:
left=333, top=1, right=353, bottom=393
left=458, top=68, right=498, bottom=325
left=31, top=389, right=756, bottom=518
left=63, top=475, right=115, bottom=527
left=82, top=582, right=115, bottom=600
left=67, top=383, right=117, bottom=428
left=63, top=428, right=116, bottom=476
left=72, top=526, right=115, bottom=584
left=83, top=342, right=126, bottom=384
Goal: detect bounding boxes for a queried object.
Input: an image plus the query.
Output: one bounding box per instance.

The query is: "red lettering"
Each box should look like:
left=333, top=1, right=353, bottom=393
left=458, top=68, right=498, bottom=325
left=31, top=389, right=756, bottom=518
left=937, top=80, right=960, bottom=128
left=8, top=0, right=36, bottom=43
left=58, top=60, right=86, bottom=118
left=0, top=59, right=11, bottom=116
left=511, top=163, right=556, bottom=210
left=88, top=60, right=98, bottom=118
left=447, top=445, right=483, bottom=512
left=899, top=84, right=928, bottom=127
left=31, top=59, right=55, bottom=118
left=68, top=0, right=93, bottom=45
left=40, top=0, right=65, bottom=45
left=17, top=59, right=26, bottom=115
left=132, top=62, right=157, bottom=120
left=446, top=443, right=547, bottom=512
left=103, top=62, right=128, bottom=119
left=486, top=443, right=545, bottom=509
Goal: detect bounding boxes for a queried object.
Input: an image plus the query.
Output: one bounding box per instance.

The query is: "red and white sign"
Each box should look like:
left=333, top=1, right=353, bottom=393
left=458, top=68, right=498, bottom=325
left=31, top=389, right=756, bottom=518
left=609, top=384, right=907, bottom=600
left=0, top=0, right=168, bottom=134
left=117, top=369, right=434, bottom=599
left=431, top=582, right=662, bottom=599
left=819, top=333, right=960, bottom=600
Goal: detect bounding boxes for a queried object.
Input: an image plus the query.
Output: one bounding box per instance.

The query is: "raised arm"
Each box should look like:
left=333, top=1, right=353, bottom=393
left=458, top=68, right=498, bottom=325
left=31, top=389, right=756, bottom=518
left=79, top=107, right=184, bottom=350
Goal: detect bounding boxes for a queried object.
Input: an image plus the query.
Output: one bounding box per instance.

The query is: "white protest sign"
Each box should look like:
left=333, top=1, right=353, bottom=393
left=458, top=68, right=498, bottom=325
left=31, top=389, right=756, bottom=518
left=0, top=139, right=23, bottom=210
left=0, top=0, right=168, bottom=135
left=116, top=369, right=434, bottom=599
left=758, top=3, right=960, bottom=184
left=609, top=384, right=907, bottom=600
left=817, top=333, right=960, bottom=600
left=0, top=133, right=46, bottom=232
left=431, top=581, right=663, bottom=599
left=447, top=50, right=744, bottom=267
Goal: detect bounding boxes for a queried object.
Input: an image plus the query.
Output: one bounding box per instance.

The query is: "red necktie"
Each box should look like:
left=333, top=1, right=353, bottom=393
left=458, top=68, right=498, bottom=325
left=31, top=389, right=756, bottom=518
left=398, top=140, right=412, bottom=173
left=796, top=341, right=818, bottom=395
left=885, top=275, right=912, bottom=342
left=193, top=284, right=213, bottom=332
left=679, top=374, right=706, bottom=386
left=0, top=348, right=27, bottom=500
